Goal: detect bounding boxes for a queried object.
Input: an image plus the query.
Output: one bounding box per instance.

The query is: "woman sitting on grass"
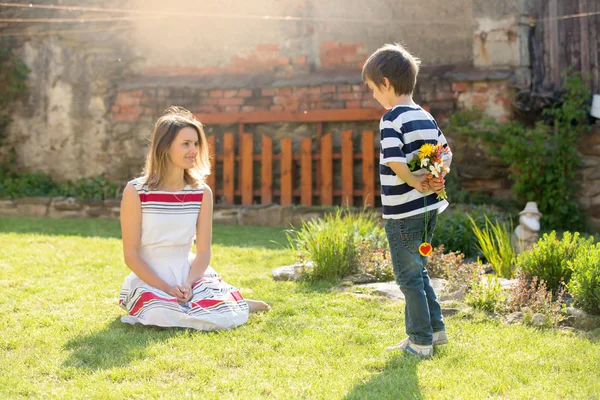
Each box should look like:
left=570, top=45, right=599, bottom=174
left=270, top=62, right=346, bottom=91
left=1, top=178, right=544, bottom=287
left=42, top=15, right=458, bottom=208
left=118, top=106, right=270, bottom=330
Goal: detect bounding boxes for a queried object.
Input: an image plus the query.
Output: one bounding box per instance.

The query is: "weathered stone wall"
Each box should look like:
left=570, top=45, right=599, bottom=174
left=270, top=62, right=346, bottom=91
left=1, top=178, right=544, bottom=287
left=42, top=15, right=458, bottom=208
left=1, top=0, right=539, bottom=215
left=577, top=122, right=600, bottom=231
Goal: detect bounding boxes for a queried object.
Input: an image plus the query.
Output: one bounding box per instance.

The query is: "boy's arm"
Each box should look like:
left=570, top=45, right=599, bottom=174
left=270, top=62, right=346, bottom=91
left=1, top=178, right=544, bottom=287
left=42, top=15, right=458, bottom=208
left=380, top=119, right=427, bottom=192
left=388, top=162, right=427, bottom=192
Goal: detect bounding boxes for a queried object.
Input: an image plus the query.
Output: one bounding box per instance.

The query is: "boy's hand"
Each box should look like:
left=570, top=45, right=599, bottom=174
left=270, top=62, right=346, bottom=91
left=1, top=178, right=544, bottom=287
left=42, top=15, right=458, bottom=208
left=428, top=177, right=445, bottom=195
left=409, top=175, right=428, bottom=193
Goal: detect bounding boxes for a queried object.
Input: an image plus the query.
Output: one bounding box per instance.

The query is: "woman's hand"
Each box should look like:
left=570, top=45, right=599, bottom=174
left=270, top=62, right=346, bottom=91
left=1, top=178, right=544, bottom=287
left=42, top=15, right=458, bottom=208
left=179, top=282, right=193, bottom=304
left=167, top=285, right=191, bottom=304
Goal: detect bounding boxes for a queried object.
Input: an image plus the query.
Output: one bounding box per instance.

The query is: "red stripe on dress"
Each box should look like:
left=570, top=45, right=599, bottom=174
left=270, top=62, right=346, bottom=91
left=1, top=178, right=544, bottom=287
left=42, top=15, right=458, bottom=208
left=130, top=291, right=178, bottom=315
left=139, top=193, right=204, bottom=203
left=191, top=299, right=222, bottom=308
left=230, top=291, right=244, bottom=301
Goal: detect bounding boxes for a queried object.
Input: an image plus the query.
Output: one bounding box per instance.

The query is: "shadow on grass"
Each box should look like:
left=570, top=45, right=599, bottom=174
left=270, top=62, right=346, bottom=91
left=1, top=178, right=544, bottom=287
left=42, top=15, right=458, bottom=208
left=344, top=354, right=423, bottom=400
left=0, top=216, right=288, bottom=248
left=61, top=318, right=195, bottom=370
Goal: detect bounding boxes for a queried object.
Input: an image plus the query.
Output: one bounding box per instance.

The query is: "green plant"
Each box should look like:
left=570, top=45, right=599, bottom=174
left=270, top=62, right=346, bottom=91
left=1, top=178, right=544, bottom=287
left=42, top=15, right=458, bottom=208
left=507, top=274, right=567, bottom=326
left=0, top=39, right=29, bottom=145
left=355, top=242, right=394, bottom=282
left=466, top=275, right=506, bottom=313
left=469, top=215, right=516, bottom=278
left=450, top=73, right=591, bottom=232
left=0, top=169, right=119, bottom=201
left=71, top=176, right=118, bottom=200
left=427, top=245, right=483, bottom=292
left=568, top=243, right=600, bottom=315
left=0, top=171, right=55, bottom=199
left=433, top=205, right=503, bottom=258
left=517, top=231, right=593, bottom=292
left=286, top=209, right=383, bottom=282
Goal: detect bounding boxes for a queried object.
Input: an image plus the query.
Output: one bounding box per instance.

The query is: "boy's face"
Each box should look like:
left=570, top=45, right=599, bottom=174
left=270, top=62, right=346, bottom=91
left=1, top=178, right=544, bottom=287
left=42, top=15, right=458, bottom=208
left=365, top=78, right=395, bottom=110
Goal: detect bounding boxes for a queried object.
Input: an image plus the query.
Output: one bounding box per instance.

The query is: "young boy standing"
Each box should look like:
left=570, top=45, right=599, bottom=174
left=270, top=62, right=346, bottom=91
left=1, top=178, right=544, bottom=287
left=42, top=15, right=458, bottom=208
left=362, top=43, right=452, bottom=357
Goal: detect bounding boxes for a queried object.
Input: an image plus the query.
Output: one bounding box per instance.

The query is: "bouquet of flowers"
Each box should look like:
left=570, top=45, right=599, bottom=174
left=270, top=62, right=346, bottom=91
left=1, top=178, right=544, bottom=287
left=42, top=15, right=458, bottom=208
left=408, top=143, right=451, bottom=256
left=408, top=143, right=451, bottom=200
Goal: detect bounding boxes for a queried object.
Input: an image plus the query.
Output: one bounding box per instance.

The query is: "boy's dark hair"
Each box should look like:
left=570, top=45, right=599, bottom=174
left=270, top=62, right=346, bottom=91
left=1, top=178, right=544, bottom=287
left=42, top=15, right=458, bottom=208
left=361, top=43, right=421, bottom=95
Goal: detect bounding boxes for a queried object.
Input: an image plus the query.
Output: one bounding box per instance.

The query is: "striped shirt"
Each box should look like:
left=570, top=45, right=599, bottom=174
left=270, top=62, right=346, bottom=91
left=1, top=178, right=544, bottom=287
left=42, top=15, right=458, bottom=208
left=379, top=105, right=452, bottom=219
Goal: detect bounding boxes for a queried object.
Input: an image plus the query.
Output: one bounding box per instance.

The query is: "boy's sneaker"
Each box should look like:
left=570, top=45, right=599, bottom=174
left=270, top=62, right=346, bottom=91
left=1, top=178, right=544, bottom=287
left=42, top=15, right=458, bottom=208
left=433, top=330, right=448, bottom=345
left=385, top=338, right=433, bottom=357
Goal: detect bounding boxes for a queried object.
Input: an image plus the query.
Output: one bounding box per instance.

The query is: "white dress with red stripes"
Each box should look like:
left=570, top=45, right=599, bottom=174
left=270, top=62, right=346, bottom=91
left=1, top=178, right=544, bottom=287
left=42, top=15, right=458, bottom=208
left=118, top=177, right=249, bottom=330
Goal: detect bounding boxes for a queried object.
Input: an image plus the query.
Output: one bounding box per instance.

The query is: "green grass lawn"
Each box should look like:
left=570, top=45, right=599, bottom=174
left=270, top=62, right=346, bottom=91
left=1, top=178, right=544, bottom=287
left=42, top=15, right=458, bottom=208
left=1, top=215, right=599, bottom=399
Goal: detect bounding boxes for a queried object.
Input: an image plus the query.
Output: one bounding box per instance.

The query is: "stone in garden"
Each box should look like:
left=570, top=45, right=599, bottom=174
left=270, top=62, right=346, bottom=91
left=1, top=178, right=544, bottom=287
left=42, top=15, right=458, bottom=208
left=566, top=307, right=600, bottom=331
left=531, top=313, right=548, bottom=326
left=342, top=273, right=377, bottom=284
left=271, top=264, right=306, bottom=281
left=506, top=311, right=524, bottom=324
left=441, top=308, right=460, bottom=317
left=357, top=278, right=446, bottom=301
left=497, top=278, right=519, bottom=291
left=0, top=200, right=18, bottom=216
left=439, top=288, right=466, bottom=302
left=512, top=202, right=542, bottom=254
left=365, top=282, right=404, bottom=300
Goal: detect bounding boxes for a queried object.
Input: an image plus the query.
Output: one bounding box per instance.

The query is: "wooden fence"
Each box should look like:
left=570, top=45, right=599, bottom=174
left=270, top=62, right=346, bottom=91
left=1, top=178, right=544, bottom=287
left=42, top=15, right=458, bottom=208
left=534, top=0, right=600, bottom=93
left=197, top=109, right=382, bottom=207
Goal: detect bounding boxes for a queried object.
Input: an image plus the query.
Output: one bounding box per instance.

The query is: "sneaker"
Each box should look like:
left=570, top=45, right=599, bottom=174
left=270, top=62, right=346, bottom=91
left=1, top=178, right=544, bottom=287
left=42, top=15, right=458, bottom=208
left=433, top=330, right=448, bottom=345
left=386, top=338, right=433, bottom=357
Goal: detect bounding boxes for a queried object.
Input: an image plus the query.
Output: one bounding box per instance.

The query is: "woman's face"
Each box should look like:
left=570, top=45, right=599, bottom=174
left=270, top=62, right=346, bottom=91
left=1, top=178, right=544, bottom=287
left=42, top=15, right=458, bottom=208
left=167, top=127, right=199, bottom=170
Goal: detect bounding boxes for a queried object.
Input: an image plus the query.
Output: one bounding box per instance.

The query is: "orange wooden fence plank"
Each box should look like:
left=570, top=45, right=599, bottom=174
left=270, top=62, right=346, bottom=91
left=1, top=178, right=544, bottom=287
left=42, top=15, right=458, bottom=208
left=261, top=135, right=273, bottom=204
left=206, top=135, right=216, bottom=190
left=320, top=133, right=333, bottom=206
left=280, top=137, right=293, bottom=206
left=301, top=138, right=313, bottom=206
left=241, top=133, right=253, bottom=205
left=223, top=133, right=235, bottom=204
left=194, top=109, right=382, bottom=124
left=341, top=130, right=354, bottom=207
left=362, top=130, right=375, bottom=207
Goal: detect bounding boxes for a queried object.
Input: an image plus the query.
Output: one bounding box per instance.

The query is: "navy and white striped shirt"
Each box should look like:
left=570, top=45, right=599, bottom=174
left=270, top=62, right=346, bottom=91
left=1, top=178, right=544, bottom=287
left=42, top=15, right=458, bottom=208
left=379, top=105, right=452, bottom=219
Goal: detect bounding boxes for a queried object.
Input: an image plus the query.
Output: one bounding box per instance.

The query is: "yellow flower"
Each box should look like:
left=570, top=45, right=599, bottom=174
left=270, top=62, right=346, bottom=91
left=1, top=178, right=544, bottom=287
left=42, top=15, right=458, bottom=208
left=418, top=143, right=436, bottom=159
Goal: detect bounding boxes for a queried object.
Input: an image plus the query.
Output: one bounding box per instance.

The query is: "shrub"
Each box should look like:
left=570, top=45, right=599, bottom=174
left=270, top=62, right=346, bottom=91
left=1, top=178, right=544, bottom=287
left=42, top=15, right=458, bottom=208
left=470, top=215, right=516, bottom=278
left=287, top=209, right=384, bottom=282
left=448, top=73, right=591, bottom=232
left=507, top=275, right=567, bottom=326
left=466, top=275, right=506, bottom=313
left=517, top=231, right=593, bottom=292
left=356, top=242, right=394, bottom=282
left=427, top=245, right=483, bottom=292
left=0, top=171, right=55, bottom=198
left=433, top=205, right=503, bottom=258
left=568, top=244, right=600, bottom=315
left=0, top=167, right=119, bottom=201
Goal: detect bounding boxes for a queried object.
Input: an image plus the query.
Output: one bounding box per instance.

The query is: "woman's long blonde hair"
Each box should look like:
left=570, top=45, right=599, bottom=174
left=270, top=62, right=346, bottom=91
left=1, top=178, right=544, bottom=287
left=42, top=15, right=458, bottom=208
left=143, top=106, right=210, bottom=190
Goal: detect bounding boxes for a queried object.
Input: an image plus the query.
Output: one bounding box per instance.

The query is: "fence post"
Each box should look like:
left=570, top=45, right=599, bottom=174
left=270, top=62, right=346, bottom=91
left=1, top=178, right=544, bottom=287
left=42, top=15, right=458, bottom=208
left=241, top=133, right=253, bottom=205
left=320, top=133, right=333, bottom=206
left=341, top=130, right=354, bottom=207
left=223, top=133, right=235, bottom=204
left=261, top=135, right=273, bottom=204
left=281, top=137, right=293, bottom=206
left=206, top=135, right=216, bottom=191
left=362, top=130, right=375, bottom=208
left=301, top=138, right=313, bottom=206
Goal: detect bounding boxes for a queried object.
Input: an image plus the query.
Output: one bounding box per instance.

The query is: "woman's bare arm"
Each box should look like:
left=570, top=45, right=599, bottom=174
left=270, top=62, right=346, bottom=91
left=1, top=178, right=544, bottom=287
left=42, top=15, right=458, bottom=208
left=120, top=183, right=184, bottom=299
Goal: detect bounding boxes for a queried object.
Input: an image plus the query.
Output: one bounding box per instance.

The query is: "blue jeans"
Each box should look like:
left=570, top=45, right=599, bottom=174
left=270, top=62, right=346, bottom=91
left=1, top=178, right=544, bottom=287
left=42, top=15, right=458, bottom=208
left=384, top=210, right=445, bottom=346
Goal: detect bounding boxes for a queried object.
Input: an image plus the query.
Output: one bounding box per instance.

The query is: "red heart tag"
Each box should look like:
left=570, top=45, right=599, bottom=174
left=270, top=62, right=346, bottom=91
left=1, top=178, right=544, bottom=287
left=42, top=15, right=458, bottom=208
left=419, top=242, right=433, bottom=256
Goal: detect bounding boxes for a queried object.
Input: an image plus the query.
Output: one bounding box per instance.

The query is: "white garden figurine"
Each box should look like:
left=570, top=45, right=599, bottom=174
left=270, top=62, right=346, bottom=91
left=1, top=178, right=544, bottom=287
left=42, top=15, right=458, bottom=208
left=512, top=202, right=542, bottom=254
